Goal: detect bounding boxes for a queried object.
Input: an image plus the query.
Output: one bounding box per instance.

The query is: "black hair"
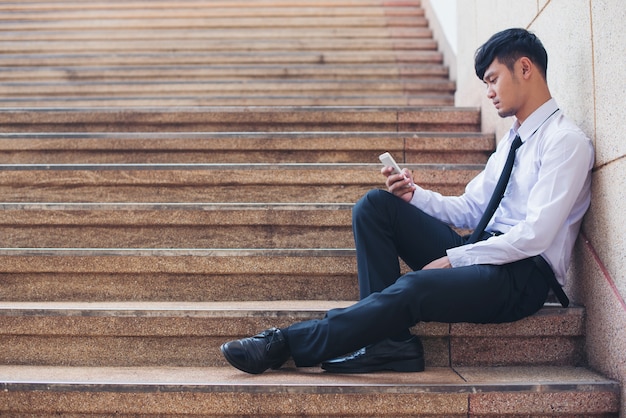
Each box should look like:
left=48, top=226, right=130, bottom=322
left=474, top=28, right=548, bottom=81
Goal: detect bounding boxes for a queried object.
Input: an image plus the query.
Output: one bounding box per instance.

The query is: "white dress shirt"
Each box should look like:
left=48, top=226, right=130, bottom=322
left=410, top=98, right=594, bottom=284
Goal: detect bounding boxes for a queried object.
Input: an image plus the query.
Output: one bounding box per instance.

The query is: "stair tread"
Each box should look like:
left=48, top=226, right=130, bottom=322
left=0, top=202, right=353, bottom=222
left=0, top=298, right=582, bottom=311
left=0, top=365, right=616, bottom=392
left=0, top=367, right=617, bottom=417
left=0, top=132, right=493, bottom=165
left=2, top=39, right=438, bottom=52
left=0, top=105, right=480, bottom=114
left=0, top=131, right=491, bottom=138
left=0, top=299, right=355, bottom=313
left=0, top=202, right=354, bottom=209
left=1, top=4, right=425, bottom=18
left=0, top=248, right=356, bottom=254
left=0, top=162, right=481, bottom=170
left=0, top=302, right=588, bottom=370
left=0, top=106, right=482, bottom=133
left=0, top=107, right=482, bottom=135
left=0, top=51, right=444, bottom=66
left=0, top=64, right=450, bottom=82
left=1, top=96, right=455, bottom=108
left=0, top=0, right=424, bottom=9
left=0, top=163, right=477, bottom=205
left=0, top=301, right=583, bottom=337
left=0, top=132, right=493, bottom=150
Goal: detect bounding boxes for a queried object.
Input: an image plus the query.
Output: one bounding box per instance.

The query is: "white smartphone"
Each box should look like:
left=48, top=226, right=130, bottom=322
left=378, top=152, right=403, bottom=175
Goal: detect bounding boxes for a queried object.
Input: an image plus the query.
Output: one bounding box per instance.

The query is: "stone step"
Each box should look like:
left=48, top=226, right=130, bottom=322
left=4, top=364, right=621, bottom=416
left=0, top=107, right=481, bottom=132
left=0, top=26, right=433, bottom=42
left=2, top=79, right=456, bottom=96
left=0, top=50, right=443, bottom=70
left=0, top=365, right=618, bottom=417
left=1, top=38, right=438, bottom=53
left=1, top=79, right=455, bottom=107
left=0, top=63, right=450, bottom=82
left=2, top=15, right=428, bottom=30
left=0, top=163, right=480, bottom=202
left=0, top=301, right=586, bottom=369
left=0, top=94, right=454, bottom=108
left=0, top=3, right=426, bottom=19
left=0, top=248, right=360, bottom=302
left=0, top=132, right=494, bottom=164
left=0, top=0, right=424, bottom=9
left=0, top=203, right=354, bottom=249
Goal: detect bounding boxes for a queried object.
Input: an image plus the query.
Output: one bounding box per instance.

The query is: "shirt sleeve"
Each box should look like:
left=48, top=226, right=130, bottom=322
left=446, top=128, right=594, bottom=267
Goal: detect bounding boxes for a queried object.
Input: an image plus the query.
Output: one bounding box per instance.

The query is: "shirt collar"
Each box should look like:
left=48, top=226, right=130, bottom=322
left=513, top=98, right=559, bottom=142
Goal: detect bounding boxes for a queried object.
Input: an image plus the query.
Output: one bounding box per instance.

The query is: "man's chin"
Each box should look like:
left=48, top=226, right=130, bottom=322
left=497, top=109, right=516, bottom=118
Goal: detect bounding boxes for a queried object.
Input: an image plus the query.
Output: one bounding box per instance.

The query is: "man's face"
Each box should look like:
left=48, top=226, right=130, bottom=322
left=482, top=58, right=524, bottom=119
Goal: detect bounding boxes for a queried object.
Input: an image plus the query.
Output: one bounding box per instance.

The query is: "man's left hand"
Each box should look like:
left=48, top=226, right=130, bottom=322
left=423, top=256, right=452, bottom=270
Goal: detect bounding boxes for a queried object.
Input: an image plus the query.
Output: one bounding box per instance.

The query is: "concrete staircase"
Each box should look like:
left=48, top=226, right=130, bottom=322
left=0, top=1, right=619, bottom=416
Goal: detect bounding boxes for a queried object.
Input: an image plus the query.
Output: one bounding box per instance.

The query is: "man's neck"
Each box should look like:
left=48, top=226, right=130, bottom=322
left=516, top=89, right=552, bottom=125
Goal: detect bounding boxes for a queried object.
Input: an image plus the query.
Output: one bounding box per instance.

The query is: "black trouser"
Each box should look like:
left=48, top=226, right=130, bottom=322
left=285, top=189, right=549, bottom=367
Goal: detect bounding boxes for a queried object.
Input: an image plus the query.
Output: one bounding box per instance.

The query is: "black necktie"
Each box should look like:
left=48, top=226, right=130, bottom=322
left=467, top=135, right=523, bottom=244
left=464, top=133, right=569, bottom=307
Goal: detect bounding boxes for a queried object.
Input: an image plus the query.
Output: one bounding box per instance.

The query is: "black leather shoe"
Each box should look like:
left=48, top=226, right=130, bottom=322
left=321, top=336, right=424, bottom=373
left=220, top=328, right=290, bottom=374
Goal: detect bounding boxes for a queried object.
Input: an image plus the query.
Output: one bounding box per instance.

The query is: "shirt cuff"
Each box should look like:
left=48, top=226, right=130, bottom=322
left=409, top=184, right=430, bottom=207
left=446, top=245, right=472, bottom=268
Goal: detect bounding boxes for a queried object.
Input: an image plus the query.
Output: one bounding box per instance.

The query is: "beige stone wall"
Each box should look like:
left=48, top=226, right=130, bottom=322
left=454, top=1, right=626, bottom=415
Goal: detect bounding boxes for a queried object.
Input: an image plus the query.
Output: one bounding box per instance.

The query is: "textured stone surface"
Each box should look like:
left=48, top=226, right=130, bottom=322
left=0, top=164, right=478, bottom=203
left=0, top=203, right=355, bottom=248
left=571, top=237, right=626, bottom=418
left=0, top=302, right=585, bottom=368
left=0, top=107, right=482, bottom=133
left=0, top=366, right=617, bottom=416
left=0, top=132, right=493, bottom=164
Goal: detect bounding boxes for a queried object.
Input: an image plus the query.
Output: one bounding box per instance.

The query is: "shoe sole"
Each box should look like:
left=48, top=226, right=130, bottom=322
left=321, top=357, right=425, bottom=374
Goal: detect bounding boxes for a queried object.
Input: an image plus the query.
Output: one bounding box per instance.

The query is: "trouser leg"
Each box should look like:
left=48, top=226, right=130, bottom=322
left=284, top=190, right=549, bottom=366
left=351, top=189, right=463, bottom=341
left=352, top=189, right=463, bottom=297
left=286, top=258, right=548, bottom=367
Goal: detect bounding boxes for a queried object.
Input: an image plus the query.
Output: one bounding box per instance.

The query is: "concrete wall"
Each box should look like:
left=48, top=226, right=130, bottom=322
left=454, top=1, right=626, bottom=415
left=421, top=0, right=457, bottom=82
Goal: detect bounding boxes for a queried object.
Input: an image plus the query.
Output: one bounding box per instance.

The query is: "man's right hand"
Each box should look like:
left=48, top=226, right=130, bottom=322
left=382, top=166, right=416, bottom=202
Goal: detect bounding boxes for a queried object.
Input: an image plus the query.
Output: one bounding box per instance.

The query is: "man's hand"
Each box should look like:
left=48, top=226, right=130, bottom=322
left=422, top=256, right=452, bottom=270
left=382, top=167, right=416, bottom=202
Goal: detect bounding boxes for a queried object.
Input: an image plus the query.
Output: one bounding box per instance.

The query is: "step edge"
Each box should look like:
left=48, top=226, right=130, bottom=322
left=0, top=300, right=583, bottom=318
left=0, top=202, right=355, bottom=211
left=0, top=248, right=357, bottom=256
left=0, top=105, right=481, bottom=112
left=0, top=162, right=484, bottom=171
left=0, top=366, right=617, bottom=395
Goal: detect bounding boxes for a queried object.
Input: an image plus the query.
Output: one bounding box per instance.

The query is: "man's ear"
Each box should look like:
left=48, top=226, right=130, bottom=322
left=519, top=57, right=533, bottom=79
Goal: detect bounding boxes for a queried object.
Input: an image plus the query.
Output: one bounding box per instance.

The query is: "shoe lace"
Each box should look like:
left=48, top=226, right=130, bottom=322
left=261, top=328, right=282, bottom=352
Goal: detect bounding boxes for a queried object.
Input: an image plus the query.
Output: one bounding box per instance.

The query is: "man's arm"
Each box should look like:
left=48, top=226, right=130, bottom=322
left=446, top=128, right=594, bottom=268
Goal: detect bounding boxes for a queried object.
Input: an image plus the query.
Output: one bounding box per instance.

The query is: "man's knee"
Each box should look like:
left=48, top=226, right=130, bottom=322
left=353, top=189, right=393, bottom=221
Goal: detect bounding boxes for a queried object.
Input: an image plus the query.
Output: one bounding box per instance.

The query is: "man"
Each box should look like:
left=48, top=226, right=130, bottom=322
left=220, top=28, right=594, bottom=374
